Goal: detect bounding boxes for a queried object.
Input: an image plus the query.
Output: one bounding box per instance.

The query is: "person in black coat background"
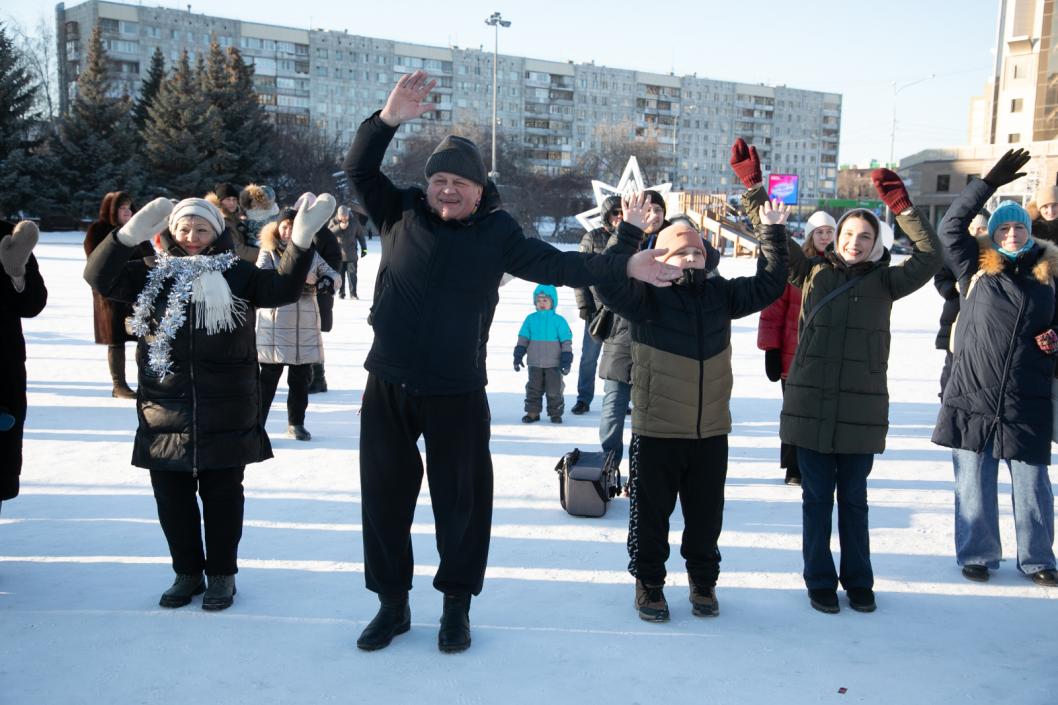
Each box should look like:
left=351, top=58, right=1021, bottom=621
left=333, top=205, right=369, bottom=299
left=344, top=70, right=682, bottom=654
left=307, top=198, right=343, bottom=395
left=933, top=210, right=987, bottom=397
left=0, top=220, right=47, bottom=512
left=85, top=195, right=328, bottom=611
left=84, top=191, right=153, bottom=398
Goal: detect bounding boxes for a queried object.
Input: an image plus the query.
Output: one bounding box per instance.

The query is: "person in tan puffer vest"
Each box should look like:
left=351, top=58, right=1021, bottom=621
left=595, top=191, right=789, bottom=624
left=255, top=206, right=339, bottom=441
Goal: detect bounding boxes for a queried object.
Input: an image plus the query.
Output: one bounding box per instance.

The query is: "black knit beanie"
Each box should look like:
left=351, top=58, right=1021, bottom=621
left=214, top=182, right=240, bottom=200
left=278, top=207, right=297, bottom=224
left=424, top=135, right=487, bottom=187
left=644, top=190, right=667, bottom=216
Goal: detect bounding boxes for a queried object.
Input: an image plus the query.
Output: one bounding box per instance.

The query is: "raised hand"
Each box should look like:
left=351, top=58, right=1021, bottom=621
left=0, top=220, right=39, bottom=279
left=379, top=70, right=438, bottom=127
left=729, top=137, right=762, bottom=189
left=871, top=168, right=913, bottom=214
left=291, top=192, right=337, bottom=249
left=984, top=148, right=1031, bottom=188
left=758, top=199, right=790, bottom=225
left=621, top=192, right=651, bottom=231
left=627, top=248, right=682, bottom=287
left=116, top=197, right=172, bottom=247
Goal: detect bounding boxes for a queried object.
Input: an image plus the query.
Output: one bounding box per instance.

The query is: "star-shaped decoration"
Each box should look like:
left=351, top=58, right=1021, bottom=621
left=574, top=156, right=673, bottom=232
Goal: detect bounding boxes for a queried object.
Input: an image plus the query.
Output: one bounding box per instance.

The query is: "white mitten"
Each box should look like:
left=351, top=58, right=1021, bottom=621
left=117, top=197, right=173, bottom=247
left=0, top=220, right=40, bottom=279
left=291, top=193, right=337, bottom=250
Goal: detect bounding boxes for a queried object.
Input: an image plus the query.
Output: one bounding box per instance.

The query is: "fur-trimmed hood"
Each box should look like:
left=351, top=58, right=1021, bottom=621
left=976, top=235, right=1058, bottom=284
left=259, top=221, right=283, bottom=253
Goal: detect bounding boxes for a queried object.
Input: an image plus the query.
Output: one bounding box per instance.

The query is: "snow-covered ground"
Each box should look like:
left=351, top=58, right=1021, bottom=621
left=2, top=232, right=1055, bottom=704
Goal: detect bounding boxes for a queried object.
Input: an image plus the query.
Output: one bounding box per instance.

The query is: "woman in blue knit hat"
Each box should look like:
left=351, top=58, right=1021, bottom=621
left=932, top=149, right=1058, bottom=588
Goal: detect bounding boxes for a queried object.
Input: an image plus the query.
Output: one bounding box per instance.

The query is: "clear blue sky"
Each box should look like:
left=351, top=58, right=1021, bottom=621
left=6, top=0, right=998, bottom=166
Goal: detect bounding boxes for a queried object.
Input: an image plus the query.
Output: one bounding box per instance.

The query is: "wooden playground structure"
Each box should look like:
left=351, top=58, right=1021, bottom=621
left=673, top=192, right=760, bottom=258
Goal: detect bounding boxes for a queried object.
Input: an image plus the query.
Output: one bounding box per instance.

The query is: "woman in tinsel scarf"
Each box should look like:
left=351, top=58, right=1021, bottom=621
left=84, top=193, right=334, bottom=611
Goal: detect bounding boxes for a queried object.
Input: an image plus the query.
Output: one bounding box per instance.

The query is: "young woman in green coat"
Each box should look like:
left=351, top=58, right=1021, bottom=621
left=731, top=139, right=942, bottom=615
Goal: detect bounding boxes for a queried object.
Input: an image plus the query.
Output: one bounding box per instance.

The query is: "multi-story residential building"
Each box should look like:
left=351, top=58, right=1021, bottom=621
left=56, top=0, right=841, bottom=199
left=901, top=0, right=1057, bottom=223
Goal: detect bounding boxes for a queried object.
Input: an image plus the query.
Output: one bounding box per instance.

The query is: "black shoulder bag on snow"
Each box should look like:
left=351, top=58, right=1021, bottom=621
left=554, top=448, right=621, bottom=517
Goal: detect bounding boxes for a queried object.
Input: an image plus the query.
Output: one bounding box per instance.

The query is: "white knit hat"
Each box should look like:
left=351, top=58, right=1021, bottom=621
left=168, top=198, right=225, bottom=237
left=805, top=211, right=837, bottom=237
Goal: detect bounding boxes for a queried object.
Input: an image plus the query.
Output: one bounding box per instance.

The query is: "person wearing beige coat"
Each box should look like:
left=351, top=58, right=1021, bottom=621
left=256, top=208, right=339, bottom=441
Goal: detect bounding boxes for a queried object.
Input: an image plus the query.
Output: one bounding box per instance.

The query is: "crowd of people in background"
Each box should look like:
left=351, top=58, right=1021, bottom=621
left=2, top=68, right=1058, bottom=656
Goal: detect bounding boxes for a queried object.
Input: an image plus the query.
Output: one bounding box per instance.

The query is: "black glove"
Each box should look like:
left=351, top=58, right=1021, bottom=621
left=578, top=306, right=596, bottom=322
left=983, top=148, right=1031, bottom=188
left=316, top=277, right=335, bottom=295
left=560, top=351, right=573, bottom=376
left=764, top=349, right=782, bottom=382
left=514, top=345, right=526, bottom=372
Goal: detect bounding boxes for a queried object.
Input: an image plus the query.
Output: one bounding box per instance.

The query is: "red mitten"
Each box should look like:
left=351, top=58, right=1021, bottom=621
left=729, top=138, right=762, bottom=189
left=871, top=168, right=913, bottom=214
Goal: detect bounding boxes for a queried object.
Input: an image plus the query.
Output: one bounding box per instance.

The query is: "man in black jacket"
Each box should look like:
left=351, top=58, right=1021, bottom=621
left=345, top=70, right=682, bottom=654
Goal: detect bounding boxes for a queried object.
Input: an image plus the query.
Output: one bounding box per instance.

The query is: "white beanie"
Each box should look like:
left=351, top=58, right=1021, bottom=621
left=969, top=213, right=989, bottom=235
left=805, top=211, right=836, bottom=238
left=168, top=198, right=225, bottom=237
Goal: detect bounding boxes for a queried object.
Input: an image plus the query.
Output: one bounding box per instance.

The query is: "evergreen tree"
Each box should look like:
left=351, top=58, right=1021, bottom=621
left=51, top=23, right=140, bottom=217
left=142, top=50, right=221, bottom=198
left=224, top=46, right=275, bottom=184
left=200, top=39, right=237, bottom=183
left=0, top=22, right=46, bottom=218
left=132, top=47, right=164, bottom=133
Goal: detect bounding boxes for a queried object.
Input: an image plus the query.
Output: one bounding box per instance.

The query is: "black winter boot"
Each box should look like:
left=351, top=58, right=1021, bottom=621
left=201, top=575, right=236, bottom=611
left=159, top=573, right=205, bottom=608
left=108, top=345, right=135, bottom=399
left=307, top=363, right=328, bottom=394
left=438, top=594, right=472, bottom=653
left=357, top=593, right=411, bottom=651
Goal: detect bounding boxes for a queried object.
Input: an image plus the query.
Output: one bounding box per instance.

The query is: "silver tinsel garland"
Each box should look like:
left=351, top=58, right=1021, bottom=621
left=128, top=251, right=239, bottom=379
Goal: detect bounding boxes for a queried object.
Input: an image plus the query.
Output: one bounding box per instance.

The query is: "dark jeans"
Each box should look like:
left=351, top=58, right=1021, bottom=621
left=599, top=379, right=632, bottom=465
left=338, top=261, right=358, bottom=297
left=798, top=447, right=874, bottom=590
left=259, top=363, right=311, bottom=426
left=627, top=433, right=729, bottom=587
left=778, top=380, right=799, bottom=475
left=576, top=320, right=603, bottom=405
left=150, top=467, right=245, bottom=576
left=525, top=366, right=564, bottom=417
left=359, top=373, right=494, bottom=595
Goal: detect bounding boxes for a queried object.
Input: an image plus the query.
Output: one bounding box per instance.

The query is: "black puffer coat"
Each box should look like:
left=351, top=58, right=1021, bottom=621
left=0, top=222, right=47, bottom=500
left=343, top=112, right=631, bottom=395
left=84, top=227, right=313, bottom=473
left=313, top=225, right=341, bottom=333
left=933, top=179, right=1058, bottom=465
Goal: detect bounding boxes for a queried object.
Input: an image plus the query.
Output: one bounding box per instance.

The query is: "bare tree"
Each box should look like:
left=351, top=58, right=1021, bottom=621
left=6, top=15, right=57, bottom=120
left=270, top=123, right=345, bottom=206
left=577, top=121, right=667, bottom=185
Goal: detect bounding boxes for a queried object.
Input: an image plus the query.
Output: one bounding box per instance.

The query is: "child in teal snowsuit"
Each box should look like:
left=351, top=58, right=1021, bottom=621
left=514, top=284, right=573, bottom=423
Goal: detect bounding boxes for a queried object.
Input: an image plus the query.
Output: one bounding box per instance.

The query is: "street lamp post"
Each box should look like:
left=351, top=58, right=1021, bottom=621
left=889, top=74, right=935, bottom=167
left=485, top=12, right=511, bottom=182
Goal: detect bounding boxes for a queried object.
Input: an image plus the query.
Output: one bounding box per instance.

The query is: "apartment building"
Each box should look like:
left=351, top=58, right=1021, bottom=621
left=56, top=0, right=841, bottom=199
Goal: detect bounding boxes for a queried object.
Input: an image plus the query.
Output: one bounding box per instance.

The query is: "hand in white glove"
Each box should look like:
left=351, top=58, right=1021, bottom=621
left=291, top=192, right=337, bottom=249
left=0, top=220, right=39, bottom=279
left=117, top=197, right=173, bottom=247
